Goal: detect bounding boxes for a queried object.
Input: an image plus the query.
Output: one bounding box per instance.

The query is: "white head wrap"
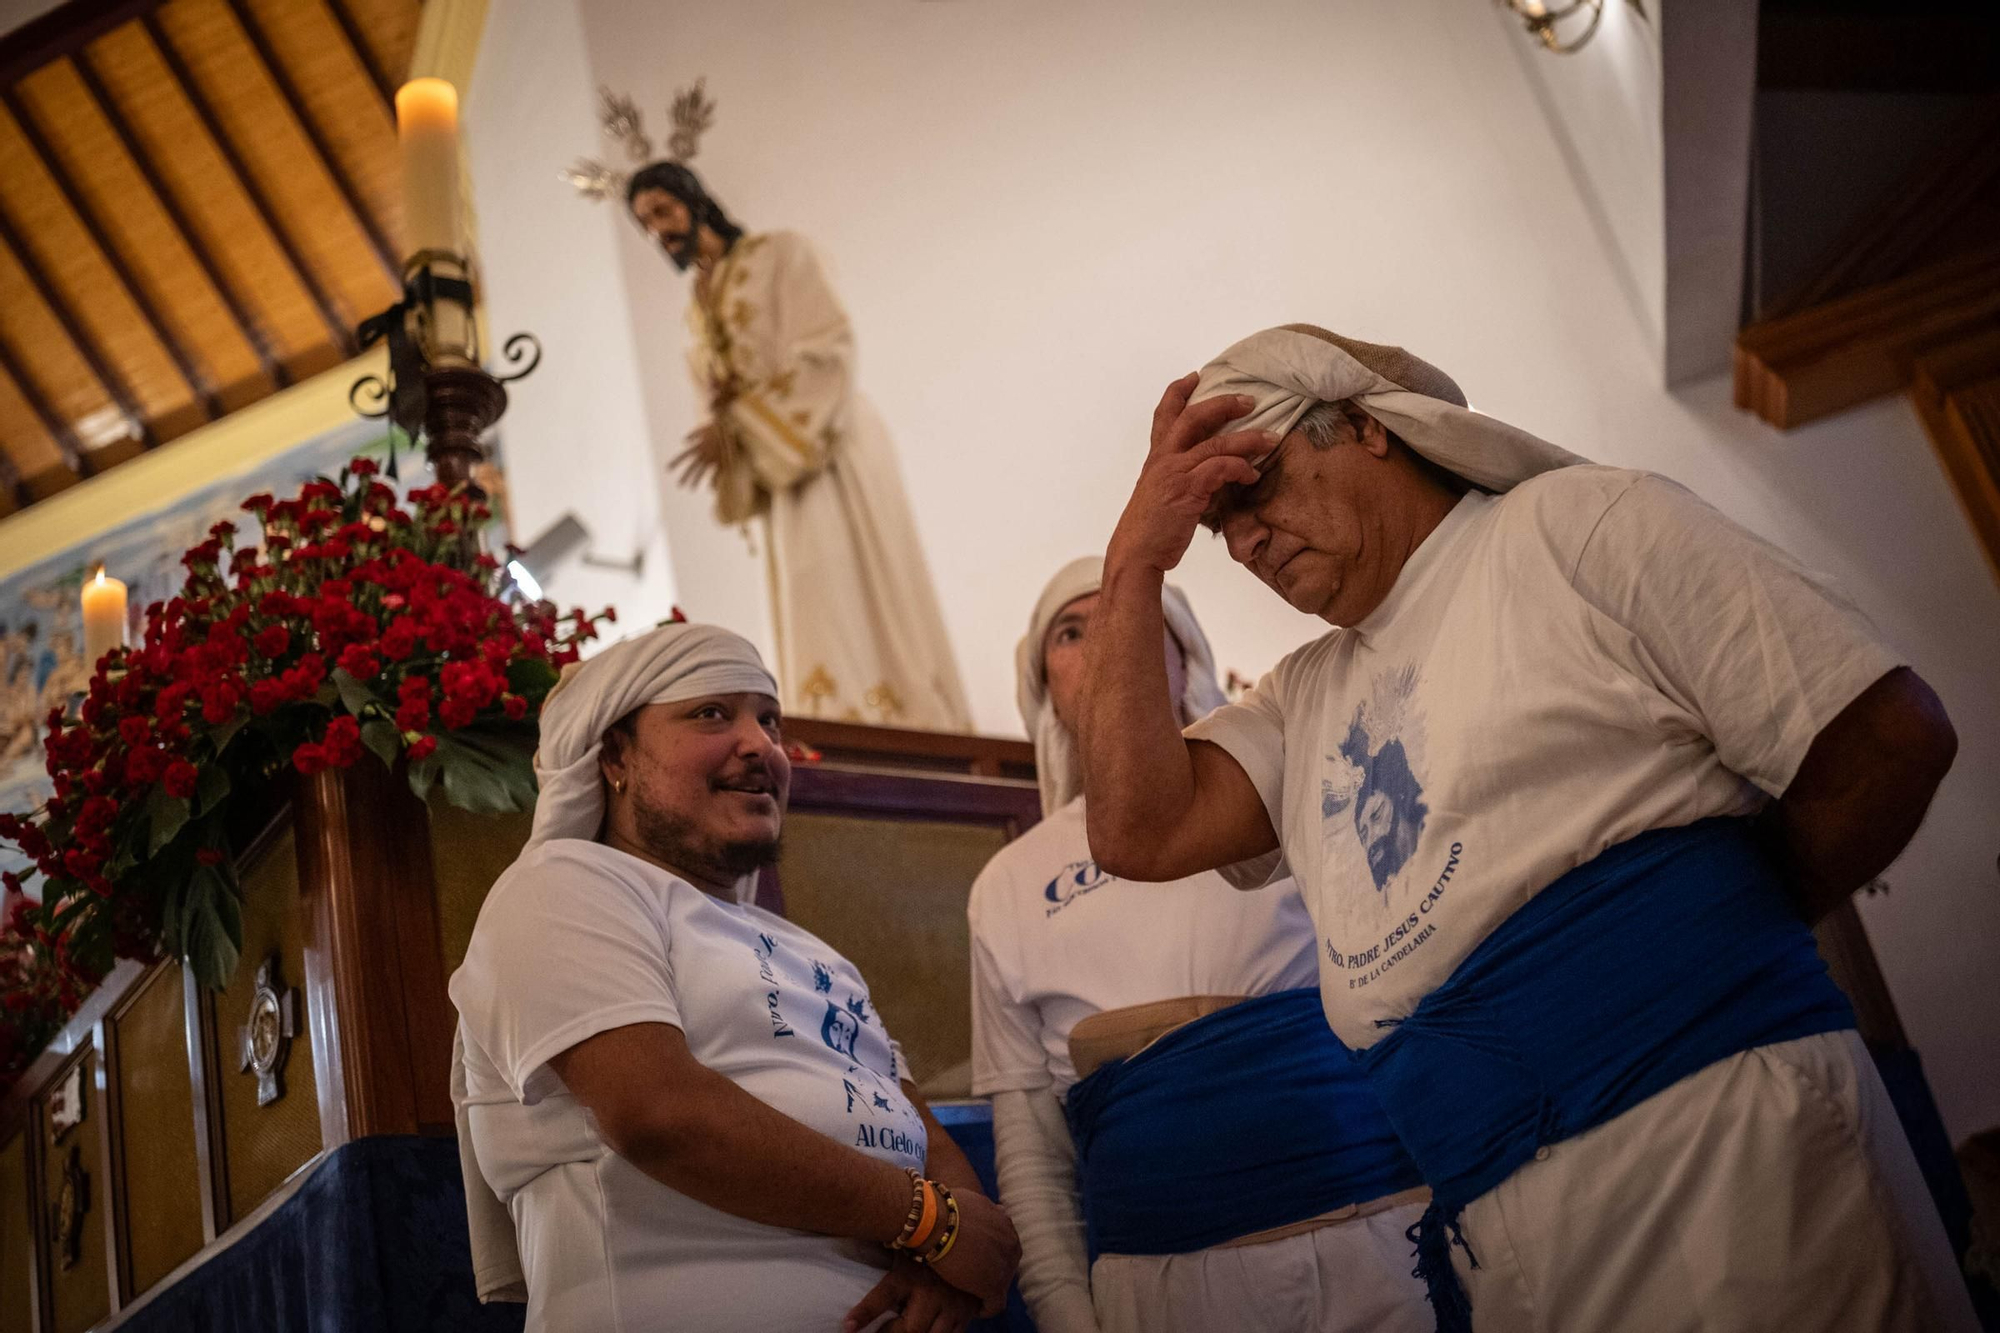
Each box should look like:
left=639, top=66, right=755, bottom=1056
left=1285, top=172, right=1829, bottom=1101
left=1016, top=556, right=1228, bottom=816
left=1191, top=324, right=1587, bottom=491
left=529, top=621, right=779, bottom=900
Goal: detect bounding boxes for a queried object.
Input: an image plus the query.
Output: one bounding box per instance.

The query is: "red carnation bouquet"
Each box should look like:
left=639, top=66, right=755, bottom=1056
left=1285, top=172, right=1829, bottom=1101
left=0, top=459, right=609, bottom=1083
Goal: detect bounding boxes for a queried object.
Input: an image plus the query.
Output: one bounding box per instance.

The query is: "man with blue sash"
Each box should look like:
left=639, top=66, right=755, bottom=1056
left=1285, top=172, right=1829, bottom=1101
left=970, top=556, right=1431, bottom=1332
left=1077, top=324, right=1977, bottom=1332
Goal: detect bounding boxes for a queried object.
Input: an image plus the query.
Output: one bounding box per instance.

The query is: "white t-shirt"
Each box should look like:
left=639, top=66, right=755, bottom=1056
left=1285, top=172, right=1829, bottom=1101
left=449, top=838, right=926, bottom=1333
left=969, top=797, right=1320, bottom=1098
left=1186, top=467, right=1901, bottom=1053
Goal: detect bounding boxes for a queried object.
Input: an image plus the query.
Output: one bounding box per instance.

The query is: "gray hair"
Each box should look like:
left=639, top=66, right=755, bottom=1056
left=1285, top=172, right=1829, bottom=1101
left=1297, top=400, right=1364, bottom=450
left=1296, top=399, right=1476, bottom=496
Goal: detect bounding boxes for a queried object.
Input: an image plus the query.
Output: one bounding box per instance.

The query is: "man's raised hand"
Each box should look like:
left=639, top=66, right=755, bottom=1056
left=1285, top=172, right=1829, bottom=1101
left=1104, top=375, right=1271, bottom=576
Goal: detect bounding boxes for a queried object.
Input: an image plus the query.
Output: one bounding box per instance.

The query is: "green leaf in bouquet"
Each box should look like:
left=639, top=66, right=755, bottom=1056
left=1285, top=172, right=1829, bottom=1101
left=181, top=864, right=243, bottom=990
left=361, top=718, right=403, bottom=769
left=314, top=681, right=340, bottom=708
left=407, top=753, right=442, bottom=802
left=156, top=874, right=189, bottom=957
left=506, top=656, right=560, bottom=701
left=146, top=786, right=190, bottom=856
left=433, top=729, right=538, bottom=815
left=195, top=762, right=231, bottom=817
left=208, top=714, right=248, bottom=760
left=331, top=667, right=383, bottom=719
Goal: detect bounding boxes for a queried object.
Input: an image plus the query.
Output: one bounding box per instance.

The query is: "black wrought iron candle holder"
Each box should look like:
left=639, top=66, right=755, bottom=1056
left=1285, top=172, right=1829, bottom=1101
left=348, top=249, right=540, bottom=494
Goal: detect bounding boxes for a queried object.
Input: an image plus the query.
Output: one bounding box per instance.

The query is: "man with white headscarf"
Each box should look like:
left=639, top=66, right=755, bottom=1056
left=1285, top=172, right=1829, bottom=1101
left=450, top=620, right=1019, bottom=1333
left=969, top=557, right=1431, bottom=1333
left=1079, top=324, right=1976, bottom=1332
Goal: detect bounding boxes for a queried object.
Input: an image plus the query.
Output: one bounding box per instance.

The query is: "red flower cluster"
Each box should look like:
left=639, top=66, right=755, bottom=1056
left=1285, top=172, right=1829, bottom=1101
left=0, top=459, right=610, bottom=1086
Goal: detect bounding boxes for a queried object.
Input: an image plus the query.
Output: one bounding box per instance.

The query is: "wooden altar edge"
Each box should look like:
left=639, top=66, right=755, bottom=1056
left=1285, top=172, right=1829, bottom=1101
left=784, top=717, right=1035, bottom=780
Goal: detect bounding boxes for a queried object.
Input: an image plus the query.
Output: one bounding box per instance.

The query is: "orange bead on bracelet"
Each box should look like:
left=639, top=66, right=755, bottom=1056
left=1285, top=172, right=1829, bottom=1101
left=893, top=1174, right=942, bottom=1253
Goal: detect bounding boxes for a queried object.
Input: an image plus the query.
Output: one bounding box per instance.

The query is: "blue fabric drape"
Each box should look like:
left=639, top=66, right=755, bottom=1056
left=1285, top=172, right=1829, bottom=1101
left=1063, top=987, right=1424, bottom=1258
left=125, top=1124, right=1035, bottom=1333
left=1359, top=817, right=1855, bottom=1332
left=120, top=1135, right=524, bottom=1333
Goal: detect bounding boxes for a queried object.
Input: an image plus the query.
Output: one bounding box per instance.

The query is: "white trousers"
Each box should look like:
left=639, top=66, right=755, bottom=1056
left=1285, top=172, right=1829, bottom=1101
left=1453, top=1030, right=1977, bottom=1332
left=1089, top=1201, right=1434, bottom=1333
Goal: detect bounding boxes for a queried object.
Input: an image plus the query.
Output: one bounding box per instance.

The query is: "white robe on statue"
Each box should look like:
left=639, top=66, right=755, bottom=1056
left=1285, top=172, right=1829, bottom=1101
left=686, top=231, right=971, bottom=731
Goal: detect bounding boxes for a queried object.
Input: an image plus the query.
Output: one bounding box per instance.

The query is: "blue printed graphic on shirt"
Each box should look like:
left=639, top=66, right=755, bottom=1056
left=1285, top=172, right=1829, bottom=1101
left=821, top=1000, right=862, bottom=1059
left=1044, top=858, right=1115, bottom=917
left=1321, top=663, right=1429, bottom=893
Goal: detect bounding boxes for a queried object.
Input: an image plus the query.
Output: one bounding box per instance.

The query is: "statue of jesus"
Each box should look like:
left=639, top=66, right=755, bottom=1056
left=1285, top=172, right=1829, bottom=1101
left=625, top=161, right=971, bottom=732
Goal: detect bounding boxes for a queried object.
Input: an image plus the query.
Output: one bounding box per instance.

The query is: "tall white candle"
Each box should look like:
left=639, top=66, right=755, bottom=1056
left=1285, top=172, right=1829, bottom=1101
left=80, top=569, right=127, bottom=665
left=397, top=78, right=461, bottom=258
left=396, top=78, right=473, bottom=360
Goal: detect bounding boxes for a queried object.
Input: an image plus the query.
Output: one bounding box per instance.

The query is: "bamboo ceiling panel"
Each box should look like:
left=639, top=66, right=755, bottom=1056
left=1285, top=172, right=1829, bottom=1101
left=0, top=0, right=420, bottom=516
left=18, top=59, right=270, bottom=413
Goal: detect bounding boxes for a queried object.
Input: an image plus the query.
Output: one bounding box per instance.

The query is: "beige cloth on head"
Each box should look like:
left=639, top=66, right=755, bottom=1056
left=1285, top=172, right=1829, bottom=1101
left=1191, top=324, right=1587, bottom=491
left=459, top=619, right=780, bottom=1304
left=1016, top=556, right=1228, bottom=816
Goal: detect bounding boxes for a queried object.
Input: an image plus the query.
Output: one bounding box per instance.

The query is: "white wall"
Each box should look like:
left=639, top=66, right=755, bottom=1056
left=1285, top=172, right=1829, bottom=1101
left=1501, top=0, right=1667, bottom=364
left=480, top=0, right=2000, bottom=1139
left=464, top=0, right=680, bottom=630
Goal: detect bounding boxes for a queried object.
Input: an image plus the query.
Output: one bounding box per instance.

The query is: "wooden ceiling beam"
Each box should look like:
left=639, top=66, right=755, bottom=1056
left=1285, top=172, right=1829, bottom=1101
left=222, top=0, right=400, bottom=288
left=1, top=86, right=221, bottom=423
left=1734, top=246, right=2000, bottom=430
left=0, top=314, right=91, bottom=483
left=0, top=197, right=149, bottom=457
left=321, top=0, right=397, bottom=115
left=1911, top=327, right=2000, bottom=590
left=0, top=0, right=161, bottom=88
left=141, top=10, right=356, bottom=356
left=70, top=46, right=291, bottom=393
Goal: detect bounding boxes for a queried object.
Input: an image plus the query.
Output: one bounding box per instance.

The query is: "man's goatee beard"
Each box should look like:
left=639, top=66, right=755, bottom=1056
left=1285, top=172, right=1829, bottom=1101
left=713, top=835, right=783, bottom=880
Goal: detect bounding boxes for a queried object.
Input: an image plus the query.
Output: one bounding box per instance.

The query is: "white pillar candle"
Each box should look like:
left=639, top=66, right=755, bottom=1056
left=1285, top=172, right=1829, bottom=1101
left=80, top=569, right=127, bottom=665
left=396, top=77, right=473, bottom=361
left=397, top=78, right=461, bottom=258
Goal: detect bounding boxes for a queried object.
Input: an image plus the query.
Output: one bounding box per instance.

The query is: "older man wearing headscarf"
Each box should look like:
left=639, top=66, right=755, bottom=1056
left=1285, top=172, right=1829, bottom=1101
left=1078, top=325, right=1976, bottom=1332
left=969, top=557, right=1431, bottom=1333
left=449, top=620, right=1019, bottom=1333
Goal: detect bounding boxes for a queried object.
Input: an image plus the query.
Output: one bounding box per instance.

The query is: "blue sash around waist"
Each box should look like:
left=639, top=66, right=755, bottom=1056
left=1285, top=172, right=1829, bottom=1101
left=1064, top=987, right=1424, bottom=1258
left=1360, top=816, right=1855, bottom=1331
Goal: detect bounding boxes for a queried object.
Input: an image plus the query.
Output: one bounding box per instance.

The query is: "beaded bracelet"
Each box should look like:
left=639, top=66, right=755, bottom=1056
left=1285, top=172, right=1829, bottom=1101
left=891, top=1170, right=943, bottom=1253
left=911, top=1183, right=961, bottom=1267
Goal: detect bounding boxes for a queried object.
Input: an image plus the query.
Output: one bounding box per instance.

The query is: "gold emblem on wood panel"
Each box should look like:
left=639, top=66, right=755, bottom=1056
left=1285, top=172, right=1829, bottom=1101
left=238, top=955, right=301, bottom=1107
left=51, top=1144, right=89, bottom=1271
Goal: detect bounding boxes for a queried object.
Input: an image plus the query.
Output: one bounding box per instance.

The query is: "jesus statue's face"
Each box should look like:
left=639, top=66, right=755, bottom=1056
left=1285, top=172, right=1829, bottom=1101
left=630, top=187, right=698, bottom=268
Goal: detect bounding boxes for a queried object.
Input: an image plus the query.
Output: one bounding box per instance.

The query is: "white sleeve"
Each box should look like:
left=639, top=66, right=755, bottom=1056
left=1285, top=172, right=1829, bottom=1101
left=992, top=1088, right=1101, bottom=1333
left=450, top=847, right=682, bottom=1104
left=1569, top=474, right=1906, bottom=796
left=1183, top=670, right=1291, bottom=890
left=969, top=881, right=1053, bottom=1097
